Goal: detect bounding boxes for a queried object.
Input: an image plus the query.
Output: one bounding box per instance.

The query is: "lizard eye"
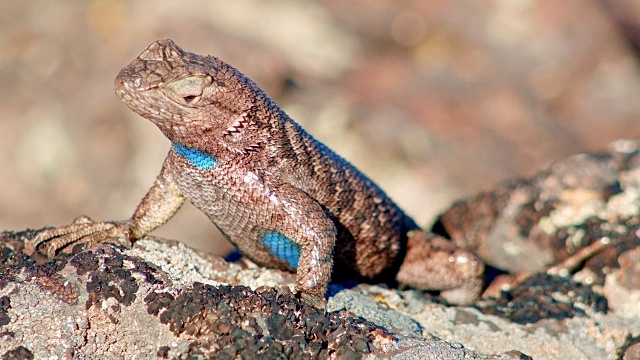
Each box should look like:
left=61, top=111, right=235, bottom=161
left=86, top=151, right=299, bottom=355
left=183, top=94, right=199, bottom=103
left=165, top=75, right=212, bottom=106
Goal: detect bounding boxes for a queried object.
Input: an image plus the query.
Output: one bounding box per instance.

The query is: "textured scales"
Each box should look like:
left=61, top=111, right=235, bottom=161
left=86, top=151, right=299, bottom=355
left=31, top=40, right=485, bottom=307
left=261, top=232, right=301, bottom=269
left=172, top=143, right=217, bottom=169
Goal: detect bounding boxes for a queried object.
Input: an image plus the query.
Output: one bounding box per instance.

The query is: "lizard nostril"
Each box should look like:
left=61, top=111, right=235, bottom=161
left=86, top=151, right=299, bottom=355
left=114, top=80, right=127, bottom=98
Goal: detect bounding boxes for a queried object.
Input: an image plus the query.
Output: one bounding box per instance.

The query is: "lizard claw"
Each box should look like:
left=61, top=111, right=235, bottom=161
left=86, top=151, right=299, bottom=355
left=26, top=216, right=135, bottom=258
left=297, top=292, right=327, bottom=310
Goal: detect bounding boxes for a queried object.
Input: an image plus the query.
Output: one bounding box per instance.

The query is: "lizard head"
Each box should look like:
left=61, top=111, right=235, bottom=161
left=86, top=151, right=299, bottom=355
left=114, top=39, right=275, bottom=155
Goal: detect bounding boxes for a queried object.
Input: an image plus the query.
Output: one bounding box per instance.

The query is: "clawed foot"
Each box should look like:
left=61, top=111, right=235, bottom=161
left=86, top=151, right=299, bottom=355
left=298, top=292, right=327, bottom=310
left=26, top=216, right=135, bottom=258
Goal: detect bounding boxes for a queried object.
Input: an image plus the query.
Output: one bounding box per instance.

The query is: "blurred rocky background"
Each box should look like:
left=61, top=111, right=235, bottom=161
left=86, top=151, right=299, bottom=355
left=1, top=0, right=639, bottom=254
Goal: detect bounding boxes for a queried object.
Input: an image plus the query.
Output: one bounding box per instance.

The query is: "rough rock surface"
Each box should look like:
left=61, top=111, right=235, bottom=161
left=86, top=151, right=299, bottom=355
left=2, top=144, right=640, bottom=359
left=0, top=235, right=517, bottom=359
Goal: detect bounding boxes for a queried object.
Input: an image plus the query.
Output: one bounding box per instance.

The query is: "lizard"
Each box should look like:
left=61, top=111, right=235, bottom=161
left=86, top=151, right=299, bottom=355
left=28, top=39, right=485, bottom=308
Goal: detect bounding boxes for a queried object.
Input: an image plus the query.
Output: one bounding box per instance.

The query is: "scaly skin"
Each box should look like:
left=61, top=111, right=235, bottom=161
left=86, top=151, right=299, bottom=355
left=30, top=40, right=484, bottom=307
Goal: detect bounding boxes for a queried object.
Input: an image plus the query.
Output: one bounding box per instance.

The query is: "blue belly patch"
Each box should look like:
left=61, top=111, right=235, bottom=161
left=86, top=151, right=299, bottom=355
left=261, top=232, right=300, bottom=269
left=172, top=143, right=217, bottom=169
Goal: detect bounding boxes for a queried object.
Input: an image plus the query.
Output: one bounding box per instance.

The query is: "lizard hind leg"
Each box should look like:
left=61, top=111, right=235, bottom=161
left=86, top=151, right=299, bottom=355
left=395, top=230, right=484, bottom=305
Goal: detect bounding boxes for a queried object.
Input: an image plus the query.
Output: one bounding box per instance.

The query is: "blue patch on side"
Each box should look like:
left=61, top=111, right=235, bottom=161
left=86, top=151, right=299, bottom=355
left=172, top=143, right=217, bottom=169
left=261, top=232, right=300, bottom=269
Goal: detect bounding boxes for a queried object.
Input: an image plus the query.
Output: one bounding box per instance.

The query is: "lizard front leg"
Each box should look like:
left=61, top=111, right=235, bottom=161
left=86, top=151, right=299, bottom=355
left=249, top=183, right=337, bottom=308
left=27, top=156, right=185, bottom=257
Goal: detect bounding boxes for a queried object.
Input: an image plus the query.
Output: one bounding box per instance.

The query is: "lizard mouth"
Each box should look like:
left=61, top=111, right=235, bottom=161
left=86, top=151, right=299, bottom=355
left=114, top=73, right=137, bottom=100
left=114, top=80, right=129, bottom=101
left=113, top=75, right=164, bottom=123
left=114, top=73, right=157, bottom=97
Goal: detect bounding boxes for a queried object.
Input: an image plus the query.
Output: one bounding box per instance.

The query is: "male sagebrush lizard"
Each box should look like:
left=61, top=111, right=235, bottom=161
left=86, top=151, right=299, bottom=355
left=31, top=40, right=484, bottom=307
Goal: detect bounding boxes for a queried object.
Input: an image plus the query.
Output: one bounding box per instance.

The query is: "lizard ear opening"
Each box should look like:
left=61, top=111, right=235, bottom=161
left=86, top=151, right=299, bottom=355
left=164, top=75, right=213, bottom=106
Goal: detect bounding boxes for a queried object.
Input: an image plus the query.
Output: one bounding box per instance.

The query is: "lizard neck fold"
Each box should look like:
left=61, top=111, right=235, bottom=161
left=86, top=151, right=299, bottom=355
left=172, top=142, right=217, bottom=169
